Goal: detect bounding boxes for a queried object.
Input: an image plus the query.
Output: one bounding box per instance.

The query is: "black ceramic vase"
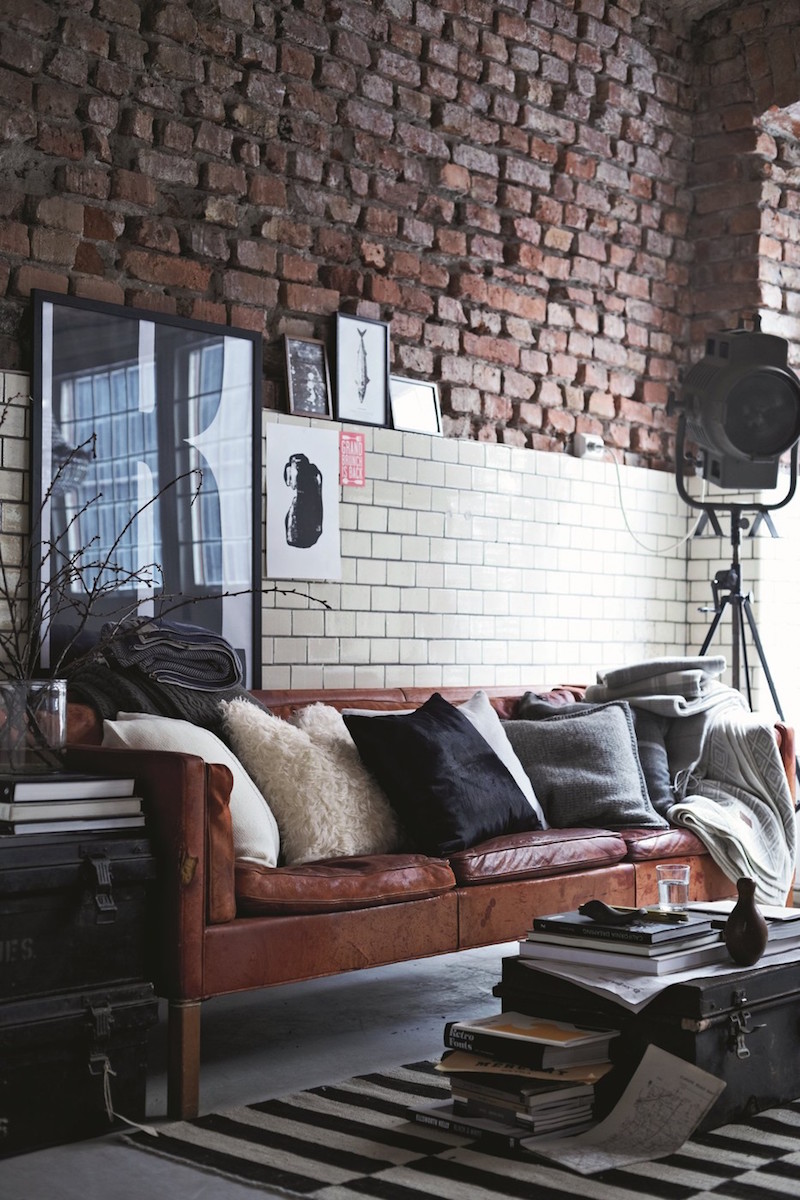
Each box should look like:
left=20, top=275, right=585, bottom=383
left=723, top=876, right=769, bottom=966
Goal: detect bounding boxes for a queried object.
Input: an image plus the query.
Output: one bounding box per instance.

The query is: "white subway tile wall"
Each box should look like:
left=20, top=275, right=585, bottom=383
left=261, top=413, right=693, bottom=691
left=4, top=371, right=797, bottom=723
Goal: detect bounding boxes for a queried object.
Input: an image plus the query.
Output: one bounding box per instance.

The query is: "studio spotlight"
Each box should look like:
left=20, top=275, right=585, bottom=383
left=670, top=319, right=800, bottom=721
left=677, top=321, right=800, bottom=489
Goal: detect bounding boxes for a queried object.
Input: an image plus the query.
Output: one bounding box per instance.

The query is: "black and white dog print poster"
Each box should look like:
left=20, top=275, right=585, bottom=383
left=266, top=423, right=342, bottom=581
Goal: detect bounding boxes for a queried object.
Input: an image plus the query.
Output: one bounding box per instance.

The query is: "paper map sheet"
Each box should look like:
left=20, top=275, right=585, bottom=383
left=525, top=1043, right=726, bottom=1175
left=521, top=943, right=800, bottom=1013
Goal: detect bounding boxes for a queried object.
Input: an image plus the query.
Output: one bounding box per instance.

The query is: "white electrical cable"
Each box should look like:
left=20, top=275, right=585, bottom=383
left=607, top=449, right=708, bottom=556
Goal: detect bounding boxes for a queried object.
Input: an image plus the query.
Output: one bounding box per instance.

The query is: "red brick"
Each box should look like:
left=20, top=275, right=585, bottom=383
left=96, top=0, right=140, bottom=28
left=73, top=277, right=125, bottom=305
left=122, top=250, right=212, bottom=291
left=37, top=125, right=85, bottom=161
left=31, top=229, right=79, bottom=266
left=281, top=280, right=340, bottom=314
left=74, top=242, right=105, bottom=275
left=190, top=225, right=231, bottom=262
left=112, top=170, right=158, bottom=208
left=137, top=149, right=198, bottom=187
left=14, top=265, right=68, bottom=296
left=202, top=162, right=247, bottom=196
left=0, top=223, right=29, bottom=257
left=189, top=299, right=227, bottom=325
left=221, top=272, right=280, bottom=308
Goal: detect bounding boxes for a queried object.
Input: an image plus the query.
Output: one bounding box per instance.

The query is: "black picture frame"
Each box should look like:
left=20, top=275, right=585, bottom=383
left=334, top=312, right=390, bottom=427
left=284, top=335, right=332, bottom=419
left=389, top=375, right=443, bottom=435
left=31, top=291, right=263, bottom=687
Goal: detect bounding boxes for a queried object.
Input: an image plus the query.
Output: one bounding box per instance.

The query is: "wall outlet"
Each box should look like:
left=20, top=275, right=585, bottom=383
left=573, top=432, right=605, bottom=460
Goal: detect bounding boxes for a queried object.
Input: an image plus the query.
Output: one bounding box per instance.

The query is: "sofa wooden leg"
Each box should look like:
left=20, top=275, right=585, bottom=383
left=168, top=999, right=201, bottom=1119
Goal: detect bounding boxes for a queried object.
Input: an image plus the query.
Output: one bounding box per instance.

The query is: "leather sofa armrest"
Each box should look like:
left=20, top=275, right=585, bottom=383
left=775, top=723, right=796, bottom=804
left=205, top=761, right=236, bottom=924
left=64, top=744, right=214, bottom=998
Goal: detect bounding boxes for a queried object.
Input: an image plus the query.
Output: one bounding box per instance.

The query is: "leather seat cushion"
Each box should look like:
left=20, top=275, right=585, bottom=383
left=235, top=853, right=456, bottom=915
left=618, top=826, right=709, bottom=860
left=449, top=827, right=628, bottom=885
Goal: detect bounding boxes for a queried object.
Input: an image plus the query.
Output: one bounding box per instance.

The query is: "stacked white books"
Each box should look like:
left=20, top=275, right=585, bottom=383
left=0, top=773, right=143, bottom=835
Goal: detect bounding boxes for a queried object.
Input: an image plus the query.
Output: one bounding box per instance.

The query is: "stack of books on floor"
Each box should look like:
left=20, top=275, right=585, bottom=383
left=412, top=1011, right=617, bottom=1147
left=518, top=907, right=729, bottom=975
left=0, top=772, right=144, bottom=836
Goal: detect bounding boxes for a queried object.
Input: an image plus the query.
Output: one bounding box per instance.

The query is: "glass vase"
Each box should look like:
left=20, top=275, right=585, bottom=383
left=0, top=679, right=67, bottom=774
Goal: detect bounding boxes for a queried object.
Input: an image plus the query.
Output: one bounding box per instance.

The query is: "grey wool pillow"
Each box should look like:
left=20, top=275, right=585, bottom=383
left=502, top=702, right=669, bottom=830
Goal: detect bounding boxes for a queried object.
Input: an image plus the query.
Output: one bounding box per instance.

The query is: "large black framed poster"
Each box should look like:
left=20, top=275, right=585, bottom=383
left=32, top=292, right=263, bottom=687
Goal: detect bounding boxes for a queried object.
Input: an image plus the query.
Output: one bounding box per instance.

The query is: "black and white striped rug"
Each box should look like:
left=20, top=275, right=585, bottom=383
left=126, top=1060, right=800, bottom=1198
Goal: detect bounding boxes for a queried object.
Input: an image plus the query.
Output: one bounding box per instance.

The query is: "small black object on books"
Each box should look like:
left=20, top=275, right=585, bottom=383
left=578, top=899, right=648, bottom=925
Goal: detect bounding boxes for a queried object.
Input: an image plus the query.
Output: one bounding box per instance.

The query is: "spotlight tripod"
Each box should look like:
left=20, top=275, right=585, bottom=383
left=675, top=414, right=798, bottom=720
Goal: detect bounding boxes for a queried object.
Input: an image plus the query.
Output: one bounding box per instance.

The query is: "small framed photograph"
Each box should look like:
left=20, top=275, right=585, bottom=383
left=334, top=312, right=390, bottom=427
left=389, top=375, right=442, bottom=435
left=284, top=335, right=332, bottom=419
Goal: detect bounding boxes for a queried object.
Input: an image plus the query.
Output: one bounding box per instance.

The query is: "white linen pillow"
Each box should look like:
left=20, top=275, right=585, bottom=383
left=458, top=691, right=548, bottom=829
left=220, top=700, right=403, bottom=865
left=102, top=712, right=280, bottom=867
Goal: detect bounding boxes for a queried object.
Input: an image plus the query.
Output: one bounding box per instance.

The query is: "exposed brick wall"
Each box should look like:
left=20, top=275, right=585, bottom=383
left=0, top=1, right=797, bottom=467
left=689, top=1, right=800, bottom=362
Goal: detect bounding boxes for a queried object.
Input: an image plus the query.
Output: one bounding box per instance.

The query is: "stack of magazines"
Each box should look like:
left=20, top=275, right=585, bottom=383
left=412, top=1011, right=617, bottom=1147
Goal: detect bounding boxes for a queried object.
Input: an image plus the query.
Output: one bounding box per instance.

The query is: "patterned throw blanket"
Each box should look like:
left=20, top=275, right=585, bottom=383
left=587, top=656, right=796, bottom=905
left=668, top=710, right=796, bottom=906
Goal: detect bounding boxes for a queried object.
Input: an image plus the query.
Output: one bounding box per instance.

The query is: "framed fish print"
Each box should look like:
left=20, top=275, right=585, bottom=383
left=333, top=312, right=390, bottom=427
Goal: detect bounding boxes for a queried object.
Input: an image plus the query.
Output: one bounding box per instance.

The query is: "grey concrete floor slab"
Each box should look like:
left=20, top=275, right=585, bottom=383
left=0, top=943, right=514, bottom=1200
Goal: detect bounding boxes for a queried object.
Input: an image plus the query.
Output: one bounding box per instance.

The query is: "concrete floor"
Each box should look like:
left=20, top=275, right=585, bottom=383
left=1, top=943, right=514, bottom=1200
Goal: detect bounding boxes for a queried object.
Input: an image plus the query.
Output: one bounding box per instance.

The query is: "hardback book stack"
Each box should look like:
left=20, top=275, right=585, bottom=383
left=412, top=1011, right=617, bottom=1147
left=518, top=908, right=729, bottom=975
left=0, top=773, right=143, bottom=836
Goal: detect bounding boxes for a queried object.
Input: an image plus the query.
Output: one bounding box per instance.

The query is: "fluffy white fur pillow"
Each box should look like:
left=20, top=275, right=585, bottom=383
left=220, top=700, right=403, bottom=865
left=102, top=712, right=280, bottom=867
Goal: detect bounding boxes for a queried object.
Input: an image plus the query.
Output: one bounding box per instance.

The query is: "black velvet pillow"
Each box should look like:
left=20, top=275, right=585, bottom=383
left=343, top=693, right=541, bottom=856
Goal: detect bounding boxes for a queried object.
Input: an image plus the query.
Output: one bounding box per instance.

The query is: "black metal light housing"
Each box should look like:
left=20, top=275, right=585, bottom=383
left=678, top=327, right=800, bottom=488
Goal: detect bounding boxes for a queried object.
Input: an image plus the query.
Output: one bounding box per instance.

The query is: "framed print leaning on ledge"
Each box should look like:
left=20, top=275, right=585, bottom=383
left=334, top=312, right=390, bottom=427
left=31, top=291, right=263, bottom=687
left=389, top=375, right=442, bottom=435
left=284, top=335, right=332, bottom=419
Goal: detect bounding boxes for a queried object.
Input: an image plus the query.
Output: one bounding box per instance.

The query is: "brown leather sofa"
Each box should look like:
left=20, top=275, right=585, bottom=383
left=64, top=684, right=796, bottom=1119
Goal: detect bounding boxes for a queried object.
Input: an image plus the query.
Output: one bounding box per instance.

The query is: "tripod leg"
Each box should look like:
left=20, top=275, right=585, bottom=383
left=736, top=596, right=753, bottom=709
left=741, top=597, right=785, bottom=721
left=699, top=596, right=729, bottom=656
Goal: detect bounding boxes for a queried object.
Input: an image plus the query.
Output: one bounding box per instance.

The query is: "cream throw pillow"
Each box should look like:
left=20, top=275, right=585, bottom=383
left=220, top=699, right=403, bottom=865
left=102, top=712, right=280, bottom=867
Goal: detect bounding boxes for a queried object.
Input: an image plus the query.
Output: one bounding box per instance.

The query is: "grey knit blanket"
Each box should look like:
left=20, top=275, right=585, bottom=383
left=102, top=617, right=243, bottom=690
left=587, top=656, right=794, bottom=904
